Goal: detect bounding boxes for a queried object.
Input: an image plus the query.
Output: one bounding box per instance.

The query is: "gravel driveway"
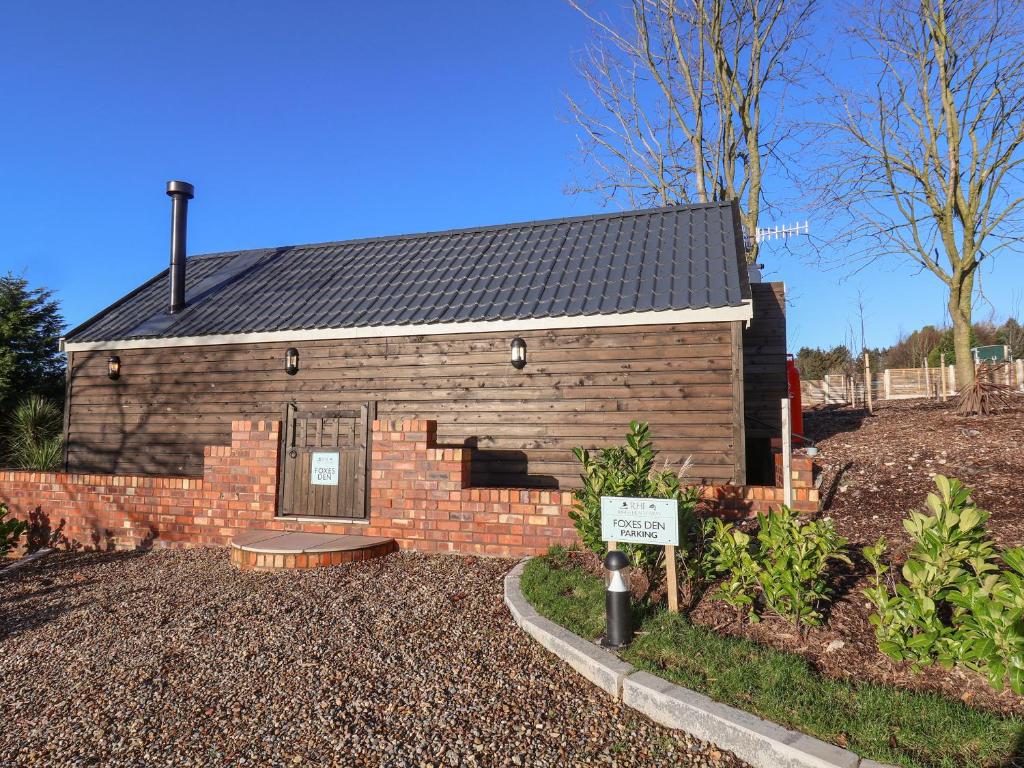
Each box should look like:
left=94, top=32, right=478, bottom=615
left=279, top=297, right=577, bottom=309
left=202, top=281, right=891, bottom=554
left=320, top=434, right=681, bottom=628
left=1, top=549, right=744, bottom=767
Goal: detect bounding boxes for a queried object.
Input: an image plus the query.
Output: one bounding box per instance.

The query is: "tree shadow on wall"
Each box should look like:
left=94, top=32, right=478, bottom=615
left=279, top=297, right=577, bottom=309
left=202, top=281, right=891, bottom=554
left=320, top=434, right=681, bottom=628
left=64, top=354, right=203, bottom=551
left=25, top=507, right=67, bottom=552
left=67, top=351, right=207, bottom=478
left=23, top=507, right=156, bottom=555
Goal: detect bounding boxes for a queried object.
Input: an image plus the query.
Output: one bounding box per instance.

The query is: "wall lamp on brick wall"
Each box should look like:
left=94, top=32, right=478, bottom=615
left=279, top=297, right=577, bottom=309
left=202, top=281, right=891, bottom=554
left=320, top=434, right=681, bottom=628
left=285, top=347, right=300, bottom=375
left=107, top=356, right=121, bottom=380
left=510, top=337, right=527, bottom=369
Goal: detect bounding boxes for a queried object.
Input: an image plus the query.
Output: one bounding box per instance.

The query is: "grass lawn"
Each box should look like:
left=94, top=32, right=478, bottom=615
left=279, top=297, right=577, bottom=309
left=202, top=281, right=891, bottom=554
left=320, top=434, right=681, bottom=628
left=520, top=553, right=1024, bottom=768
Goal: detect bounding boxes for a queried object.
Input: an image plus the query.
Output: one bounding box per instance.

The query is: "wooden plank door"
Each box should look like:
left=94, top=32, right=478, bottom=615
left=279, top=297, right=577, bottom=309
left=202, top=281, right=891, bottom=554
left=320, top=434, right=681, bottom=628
left=279, top=403, right=371, bottom=519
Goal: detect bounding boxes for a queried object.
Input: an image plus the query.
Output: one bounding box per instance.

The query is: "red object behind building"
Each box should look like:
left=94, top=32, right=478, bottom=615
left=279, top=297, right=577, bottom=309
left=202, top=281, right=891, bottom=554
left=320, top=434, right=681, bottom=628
left=787, top=354, right=805, bottom=444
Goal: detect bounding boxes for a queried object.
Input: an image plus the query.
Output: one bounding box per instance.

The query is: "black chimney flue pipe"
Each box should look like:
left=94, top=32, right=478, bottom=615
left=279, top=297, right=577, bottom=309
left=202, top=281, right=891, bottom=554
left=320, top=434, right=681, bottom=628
left=166, top=180, right=194, bottom=314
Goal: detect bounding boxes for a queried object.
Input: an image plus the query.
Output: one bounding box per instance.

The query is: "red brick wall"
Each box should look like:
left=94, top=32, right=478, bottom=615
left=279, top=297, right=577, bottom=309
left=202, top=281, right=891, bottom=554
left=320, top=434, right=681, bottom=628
left=705, top=452, right=818, bottom=517
left=1, top=419, right=817, bottom=557
left=0, top=421, right=282, bottom=550
left=366, top=420, right=576, bottom=557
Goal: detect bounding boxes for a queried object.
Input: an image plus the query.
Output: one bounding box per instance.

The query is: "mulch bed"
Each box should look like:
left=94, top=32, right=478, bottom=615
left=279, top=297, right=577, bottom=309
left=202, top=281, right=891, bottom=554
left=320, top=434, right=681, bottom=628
left=810, top=398, right=1024, bottom=552
left=689, top=397, right=1024, bottom=718
left=0, top=548, right=745, bottom=768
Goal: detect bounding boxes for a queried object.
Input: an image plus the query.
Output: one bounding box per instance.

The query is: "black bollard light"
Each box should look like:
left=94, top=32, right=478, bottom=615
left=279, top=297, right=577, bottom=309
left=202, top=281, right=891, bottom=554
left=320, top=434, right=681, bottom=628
left=601, top=550, right=633, bottom=648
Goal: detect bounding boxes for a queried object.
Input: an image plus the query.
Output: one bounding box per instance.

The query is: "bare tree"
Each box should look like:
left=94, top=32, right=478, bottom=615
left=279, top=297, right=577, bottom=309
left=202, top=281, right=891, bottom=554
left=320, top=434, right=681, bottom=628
left=566, top=0, right=817, bottom=262
left=854, top=287, right=869, bottom=354
left=818, top=0, right=1024, bottom=387
left=1004, top=290, right=1024, bottom=358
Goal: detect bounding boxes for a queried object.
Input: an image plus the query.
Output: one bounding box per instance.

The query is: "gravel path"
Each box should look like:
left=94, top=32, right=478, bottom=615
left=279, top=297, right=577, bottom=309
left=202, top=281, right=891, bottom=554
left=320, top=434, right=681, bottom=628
left=0, top=549, right=746, bottom=767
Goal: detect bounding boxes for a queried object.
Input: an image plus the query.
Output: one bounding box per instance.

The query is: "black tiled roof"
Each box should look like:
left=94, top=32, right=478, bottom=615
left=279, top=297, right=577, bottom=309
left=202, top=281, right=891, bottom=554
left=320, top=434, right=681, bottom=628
left=65, top=200, right=750, bottom=343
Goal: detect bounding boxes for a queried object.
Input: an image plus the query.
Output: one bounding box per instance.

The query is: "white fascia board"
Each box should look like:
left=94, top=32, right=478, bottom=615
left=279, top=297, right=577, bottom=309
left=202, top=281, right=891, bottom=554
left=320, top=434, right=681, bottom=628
left=63, top=302, right=754, bottom=352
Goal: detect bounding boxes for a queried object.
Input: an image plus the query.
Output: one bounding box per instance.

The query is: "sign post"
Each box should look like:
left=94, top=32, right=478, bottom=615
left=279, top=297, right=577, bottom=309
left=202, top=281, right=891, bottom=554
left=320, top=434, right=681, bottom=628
left=664, top=543, right=679, bottom=614
left=600, top=496, right=680, bottom=613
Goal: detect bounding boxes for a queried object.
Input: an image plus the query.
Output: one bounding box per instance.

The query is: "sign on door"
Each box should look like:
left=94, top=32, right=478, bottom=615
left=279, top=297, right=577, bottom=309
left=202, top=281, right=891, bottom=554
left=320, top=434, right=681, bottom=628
left=310, top=452, right=340, bottom=486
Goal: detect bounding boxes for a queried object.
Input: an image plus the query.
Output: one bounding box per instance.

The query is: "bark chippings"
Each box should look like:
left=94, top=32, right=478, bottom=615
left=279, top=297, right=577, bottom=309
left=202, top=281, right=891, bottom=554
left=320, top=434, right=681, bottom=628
left=691, top=398, right=1024, bottom=716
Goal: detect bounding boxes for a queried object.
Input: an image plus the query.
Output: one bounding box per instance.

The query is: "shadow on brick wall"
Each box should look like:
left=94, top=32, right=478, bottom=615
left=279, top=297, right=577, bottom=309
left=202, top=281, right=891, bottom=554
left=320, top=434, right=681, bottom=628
left=25, top=507, right=66, bottom=553
left=466, top=443, right=561, bottom=489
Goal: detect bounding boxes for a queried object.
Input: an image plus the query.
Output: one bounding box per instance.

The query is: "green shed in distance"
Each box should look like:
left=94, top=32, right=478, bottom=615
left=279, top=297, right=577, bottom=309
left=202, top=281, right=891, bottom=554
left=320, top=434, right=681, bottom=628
left=972, top=344, right=1011, bottom=363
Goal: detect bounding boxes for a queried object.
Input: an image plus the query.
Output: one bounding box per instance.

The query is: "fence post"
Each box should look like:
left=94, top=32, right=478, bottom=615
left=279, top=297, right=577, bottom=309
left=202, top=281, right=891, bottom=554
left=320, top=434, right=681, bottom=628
left=781, top=398, right=793, bottom=508
left=864, top=353, right=874, bottom=414
left=940, top=353, right=947, bottom=401
left=883, top=369, right=891, bottom=400
left=948, top=364, right=956, bottom=395
left=924, top=358, right=931, bottom=398
left=1017, top=359, right=1024, bottom=392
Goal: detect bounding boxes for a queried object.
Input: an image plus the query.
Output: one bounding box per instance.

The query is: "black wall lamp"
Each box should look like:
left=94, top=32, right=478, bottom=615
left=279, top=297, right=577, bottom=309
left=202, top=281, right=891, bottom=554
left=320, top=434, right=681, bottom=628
left=285, top=347, right=300, bottom=375
left=107, top=355, right=121, bottom=380
left=510, top=337, right=527, bottom=369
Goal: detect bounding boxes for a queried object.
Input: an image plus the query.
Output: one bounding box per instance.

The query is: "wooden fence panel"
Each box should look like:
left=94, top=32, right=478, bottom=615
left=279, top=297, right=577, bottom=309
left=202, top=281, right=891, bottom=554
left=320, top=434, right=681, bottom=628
left=800, top=361, right=1022, bottom=408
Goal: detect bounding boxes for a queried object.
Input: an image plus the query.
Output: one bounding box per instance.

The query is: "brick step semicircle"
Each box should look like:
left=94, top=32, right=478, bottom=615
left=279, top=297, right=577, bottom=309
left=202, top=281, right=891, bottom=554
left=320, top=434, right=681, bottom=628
left=229, top=530, right=397, bottom=571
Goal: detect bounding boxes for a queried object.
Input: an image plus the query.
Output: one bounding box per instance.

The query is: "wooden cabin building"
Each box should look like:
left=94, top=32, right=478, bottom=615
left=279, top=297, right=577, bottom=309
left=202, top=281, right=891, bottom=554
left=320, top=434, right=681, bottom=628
left=57, top=189, right=787, bottom=528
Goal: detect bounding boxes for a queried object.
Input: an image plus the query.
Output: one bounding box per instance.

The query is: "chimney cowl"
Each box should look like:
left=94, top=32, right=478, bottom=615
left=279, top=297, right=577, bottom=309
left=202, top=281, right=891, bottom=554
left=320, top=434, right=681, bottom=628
left=166, top=180, right=195, bottom=199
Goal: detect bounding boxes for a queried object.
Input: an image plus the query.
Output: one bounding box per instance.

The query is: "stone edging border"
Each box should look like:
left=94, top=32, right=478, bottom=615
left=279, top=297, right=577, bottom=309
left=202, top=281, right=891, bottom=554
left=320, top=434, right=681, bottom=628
left=503, top=560, right=893, bottom=768
left=1, top=547, right=55, bottom=577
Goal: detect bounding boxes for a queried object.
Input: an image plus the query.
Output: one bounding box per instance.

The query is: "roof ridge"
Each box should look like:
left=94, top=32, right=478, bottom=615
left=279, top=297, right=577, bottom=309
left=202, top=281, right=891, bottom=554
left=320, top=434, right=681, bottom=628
left=185, top=200, right=735, bottom=261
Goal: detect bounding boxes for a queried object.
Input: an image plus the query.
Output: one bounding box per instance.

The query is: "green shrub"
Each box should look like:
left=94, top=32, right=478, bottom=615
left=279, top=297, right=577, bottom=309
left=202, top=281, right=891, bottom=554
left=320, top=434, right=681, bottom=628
left=864, top=475, right=1024, bottom=693
left=523, top=550, right=1024, bottom=768
left=0, top=502, right=28, bottom=557
left=5, top=394, right=63, bottom=470
left=703, top=506, right=850, bottom=627
left=570, top=421, right=703, bottom=593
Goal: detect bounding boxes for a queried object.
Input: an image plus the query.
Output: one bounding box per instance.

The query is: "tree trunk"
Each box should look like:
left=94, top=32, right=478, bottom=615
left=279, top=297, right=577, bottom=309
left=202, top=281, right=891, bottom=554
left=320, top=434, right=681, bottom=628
left=949, top=275, right=975, bottom=389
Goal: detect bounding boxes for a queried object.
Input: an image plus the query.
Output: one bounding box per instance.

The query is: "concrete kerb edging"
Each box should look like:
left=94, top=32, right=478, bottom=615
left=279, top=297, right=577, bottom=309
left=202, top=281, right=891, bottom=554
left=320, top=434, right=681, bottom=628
left=504, top=558, right=635, bottom=697
left=503, top=559, right=895, bottom=768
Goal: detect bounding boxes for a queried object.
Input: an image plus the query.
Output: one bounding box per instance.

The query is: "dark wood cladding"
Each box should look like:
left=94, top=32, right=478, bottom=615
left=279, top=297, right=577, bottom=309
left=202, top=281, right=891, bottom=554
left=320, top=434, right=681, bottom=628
left=64, top=297, right=785, bottom=489
left=742, top=283, right=788, bottom=439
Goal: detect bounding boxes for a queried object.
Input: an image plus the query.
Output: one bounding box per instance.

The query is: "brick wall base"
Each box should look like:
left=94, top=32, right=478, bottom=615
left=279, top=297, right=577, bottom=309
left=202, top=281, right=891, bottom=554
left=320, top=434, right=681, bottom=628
left=706, top=450, right=818, bottom=516
left=229, top=539, right=398, bottom=571
left=1, top=419, right=818, bottom=557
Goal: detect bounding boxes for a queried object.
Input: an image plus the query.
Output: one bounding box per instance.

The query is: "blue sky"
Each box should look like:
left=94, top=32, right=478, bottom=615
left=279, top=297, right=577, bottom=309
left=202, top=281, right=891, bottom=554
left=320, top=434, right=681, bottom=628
left=1, top=1, right=1020, bottom=350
